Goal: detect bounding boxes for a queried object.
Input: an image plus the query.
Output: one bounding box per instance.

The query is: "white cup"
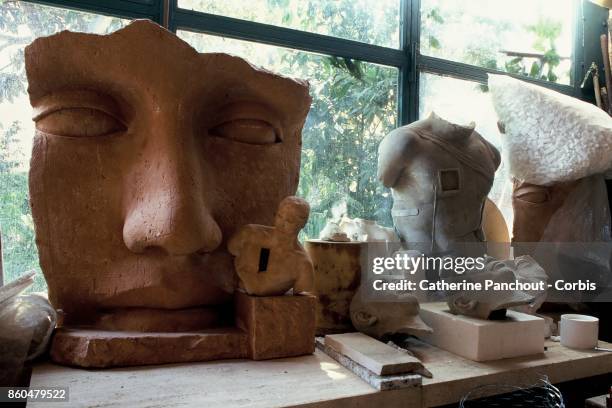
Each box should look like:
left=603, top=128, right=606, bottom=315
left=559, top=314, right=599, bottom=349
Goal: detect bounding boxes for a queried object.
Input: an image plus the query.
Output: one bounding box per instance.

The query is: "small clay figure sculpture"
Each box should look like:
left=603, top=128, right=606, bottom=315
left=350, top=286, right=432, bottom=340
left=377, top=112, right=500, bottom=253
left=228, top=196, right=314, bottom=296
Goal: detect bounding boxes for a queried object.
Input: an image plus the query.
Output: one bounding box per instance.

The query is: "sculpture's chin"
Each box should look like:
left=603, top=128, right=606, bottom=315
left=91, top=306, right=232, bottom=332
left=97, top=280, right=234, bottom=310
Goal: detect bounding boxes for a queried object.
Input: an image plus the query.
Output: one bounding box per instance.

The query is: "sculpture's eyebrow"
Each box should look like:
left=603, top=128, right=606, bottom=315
left=25, top=30, right=311, bottom=128
left=25, top=34, right=145, bottom=108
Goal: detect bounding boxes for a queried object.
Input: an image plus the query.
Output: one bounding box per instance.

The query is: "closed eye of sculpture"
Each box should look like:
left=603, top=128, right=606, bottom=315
left=32, top=90, right=127, bottom=138
left=209, top=102, right=282, bottom=145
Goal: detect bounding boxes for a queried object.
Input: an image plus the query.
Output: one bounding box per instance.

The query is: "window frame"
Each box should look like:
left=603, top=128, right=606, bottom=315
left=3, top=0, right=603, bottom=287
left=20, top=0, right=601, bottom=125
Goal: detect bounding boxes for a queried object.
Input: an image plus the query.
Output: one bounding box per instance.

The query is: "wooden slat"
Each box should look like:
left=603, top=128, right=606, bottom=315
left=325, top=332, right=425, bottom=376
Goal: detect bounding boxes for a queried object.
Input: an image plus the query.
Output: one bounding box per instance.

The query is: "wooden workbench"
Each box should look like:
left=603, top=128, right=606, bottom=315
left=28, top=340, right=612, bottom=407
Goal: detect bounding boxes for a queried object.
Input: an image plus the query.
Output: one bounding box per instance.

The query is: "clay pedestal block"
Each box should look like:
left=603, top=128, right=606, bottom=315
left=419, top=302, right=544, bottom=362
left=50, top=328, right=249, bottom=368
left=235, top=291, right=316, bottom=360
left=50, top=293, right=315, bottom=367
left=304, top=240, right=364, bottom=335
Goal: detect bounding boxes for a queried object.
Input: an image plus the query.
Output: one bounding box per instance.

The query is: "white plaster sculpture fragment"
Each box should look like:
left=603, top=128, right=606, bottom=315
left=442, top=255, right=545, bottom=319
left=350, top=286, right=432, bottom=339
left=318, top=221, right=351, bottom=242
left=511, top=255, right=549, bottom=314
left=0, top=273, right=56, bottom=384
left=319, top=216, right=399, bottom=243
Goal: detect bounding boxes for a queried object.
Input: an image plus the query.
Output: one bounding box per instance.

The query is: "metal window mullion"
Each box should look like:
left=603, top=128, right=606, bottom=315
left=398, top=0, right=411, bottom=126
left=170, top=7, right=406, bottom=68
left=418, top=54, right=576, bottom=96
left=408, top=0, right=421, bottom=124
left=24, top=0, right=162, bottom=23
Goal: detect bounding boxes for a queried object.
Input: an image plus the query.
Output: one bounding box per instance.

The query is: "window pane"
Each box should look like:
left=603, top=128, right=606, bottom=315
left=419, top=72, right=513, bottom=227
left=178, top=0, right=400, bottom=49
left=179, top=30, right=398, bottom=239
left=420, top=0, right=574, bottom=85
left=0, top=2, right=129, bottom=290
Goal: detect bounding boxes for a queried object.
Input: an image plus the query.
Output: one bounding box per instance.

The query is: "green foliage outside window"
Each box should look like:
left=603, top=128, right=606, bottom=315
left=420, top=1, right=571, bottom=86
left=0, top=0, right=576, bottom=292
left=0, top=0, right=126, bottom=290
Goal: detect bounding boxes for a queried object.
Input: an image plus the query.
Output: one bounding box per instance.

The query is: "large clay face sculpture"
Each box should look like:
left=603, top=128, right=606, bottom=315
left=25, top=20, right=311, bottom=326
left=377, top=112, right=500, bottom=253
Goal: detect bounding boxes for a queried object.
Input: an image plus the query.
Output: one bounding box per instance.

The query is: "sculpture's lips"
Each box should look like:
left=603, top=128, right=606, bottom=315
left=95, top=251, right=235, bottom=309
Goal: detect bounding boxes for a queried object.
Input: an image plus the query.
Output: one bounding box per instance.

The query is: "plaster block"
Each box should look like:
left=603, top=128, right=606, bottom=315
left=419, top=302, right=545, bottom=362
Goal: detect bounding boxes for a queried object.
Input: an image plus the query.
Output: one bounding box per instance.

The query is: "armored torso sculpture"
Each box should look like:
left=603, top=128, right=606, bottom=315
left=377, top=113, right=500, bottom=253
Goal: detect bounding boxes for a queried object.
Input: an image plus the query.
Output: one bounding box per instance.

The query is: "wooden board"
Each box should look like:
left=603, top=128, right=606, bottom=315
left=316, top=337, right=422, bottom=391
left=325, top=332, right=424, bottom=375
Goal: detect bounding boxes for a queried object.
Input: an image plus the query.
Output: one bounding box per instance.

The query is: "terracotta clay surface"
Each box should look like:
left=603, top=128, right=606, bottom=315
left=377, top=112, right=500, bottom=253
left=92, top=307, right=225, bottom=332
left=512, top=178, right=579, bottom=243
left=50, top=328, right=249, bottom=368
left=228, top=196, right=314, bottom=296
left=51, top=291, right=317, bottom=367
left=235, top=291, right=316, bottom=360
left=25, top=20, right=311, bottom=327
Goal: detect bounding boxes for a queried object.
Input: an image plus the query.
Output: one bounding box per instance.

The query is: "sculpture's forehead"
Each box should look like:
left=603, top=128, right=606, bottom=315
left=25, top=20, right=310, bottom=117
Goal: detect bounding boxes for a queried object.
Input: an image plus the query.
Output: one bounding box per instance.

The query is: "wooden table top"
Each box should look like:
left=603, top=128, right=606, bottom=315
left=28, top=340, right=612, bottom=408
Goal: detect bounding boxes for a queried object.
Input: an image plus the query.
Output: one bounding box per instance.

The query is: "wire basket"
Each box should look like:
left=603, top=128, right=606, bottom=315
left=460, top=377, right=564, bottom=408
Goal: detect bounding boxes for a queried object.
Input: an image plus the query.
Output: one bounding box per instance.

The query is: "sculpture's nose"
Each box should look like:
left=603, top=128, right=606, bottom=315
left=122, top=118, right=222, bottom=256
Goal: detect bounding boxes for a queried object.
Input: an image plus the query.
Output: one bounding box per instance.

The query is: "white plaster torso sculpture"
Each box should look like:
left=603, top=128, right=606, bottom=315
left=377, top=113, right=501, bottom=253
